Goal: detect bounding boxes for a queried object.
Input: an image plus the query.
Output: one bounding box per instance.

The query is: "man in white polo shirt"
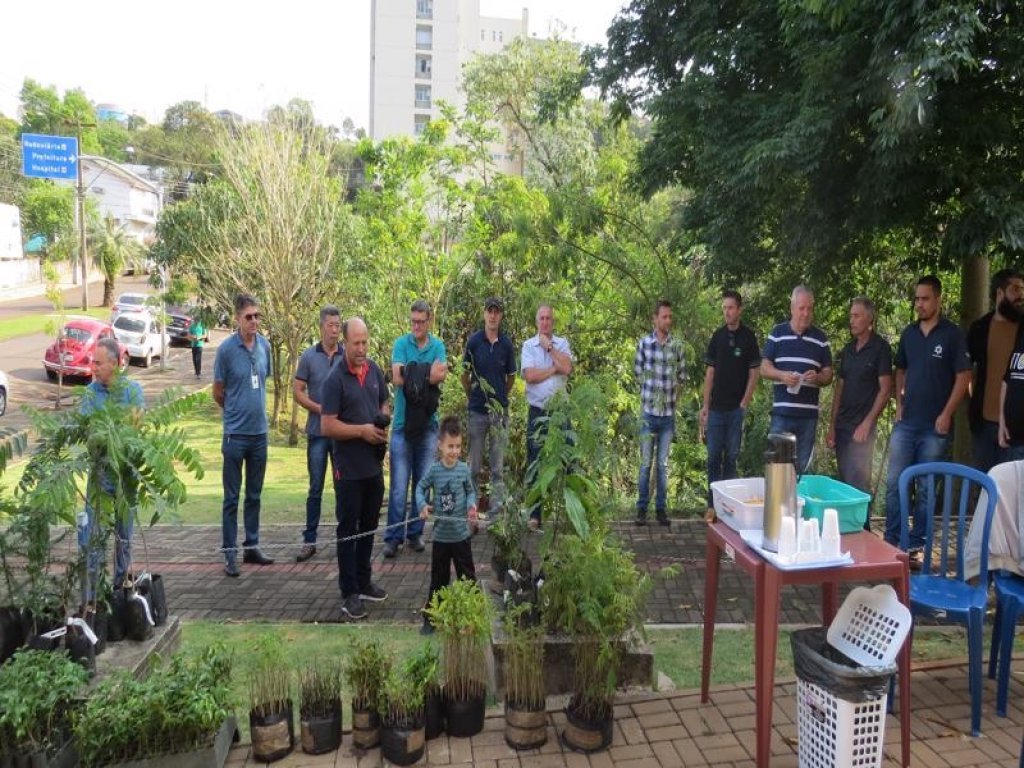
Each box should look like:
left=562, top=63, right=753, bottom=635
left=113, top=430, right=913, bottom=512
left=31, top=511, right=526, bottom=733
left=521, top=303, right=573, bottom=528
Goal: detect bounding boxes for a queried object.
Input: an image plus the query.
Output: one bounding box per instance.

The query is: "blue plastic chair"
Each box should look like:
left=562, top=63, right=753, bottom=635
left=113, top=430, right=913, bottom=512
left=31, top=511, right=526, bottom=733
left=898, top=461, right=997, bottom=737
left=989, top=571, right=1024, bottom=717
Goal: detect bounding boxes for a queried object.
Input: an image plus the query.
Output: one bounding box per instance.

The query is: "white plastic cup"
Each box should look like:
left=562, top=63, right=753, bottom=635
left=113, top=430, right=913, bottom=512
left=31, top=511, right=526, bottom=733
left=786, top=373, right=804, bottom=395
left=822, top=508, right=840, bottom=539
left=779, top=516, right=797, bottom=558
left=799, top=520, right=816, bottom=553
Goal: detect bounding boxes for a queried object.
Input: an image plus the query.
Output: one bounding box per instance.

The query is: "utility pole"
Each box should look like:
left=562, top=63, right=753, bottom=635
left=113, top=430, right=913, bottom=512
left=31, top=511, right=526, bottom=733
left=76, top=121, right=88, bottom=310
left=65, top=118, right=96, bottom=310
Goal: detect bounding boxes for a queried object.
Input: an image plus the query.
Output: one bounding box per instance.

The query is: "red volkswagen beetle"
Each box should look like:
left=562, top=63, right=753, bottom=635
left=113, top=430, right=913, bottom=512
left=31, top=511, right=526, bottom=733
left=43, top=317, right=129, bottom=381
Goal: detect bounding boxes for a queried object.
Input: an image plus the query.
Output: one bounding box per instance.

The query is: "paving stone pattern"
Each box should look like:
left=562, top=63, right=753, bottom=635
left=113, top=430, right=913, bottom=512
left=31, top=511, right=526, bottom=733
left=145, top=519, right=828, bottom=625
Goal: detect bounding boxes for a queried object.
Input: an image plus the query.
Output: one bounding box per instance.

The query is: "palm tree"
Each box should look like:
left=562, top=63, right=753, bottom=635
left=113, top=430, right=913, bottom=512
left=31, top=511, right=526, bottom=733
left=93, top=217, right=139, bottom=307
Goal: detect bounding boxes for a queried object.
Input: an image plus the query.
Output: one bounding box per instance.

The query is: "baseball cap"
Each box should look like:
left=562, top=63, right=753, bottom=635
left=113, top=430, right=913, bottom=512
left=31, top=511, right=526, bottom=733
left=485, top=296, right=504, bottom=311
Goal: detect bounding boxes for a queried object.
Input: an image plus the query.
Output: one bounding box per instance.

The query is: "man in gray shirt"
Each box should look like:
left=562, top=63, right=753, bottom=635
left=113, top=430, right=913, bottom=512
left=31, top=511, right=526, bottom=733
left=293, top=306, right=344, bottom=562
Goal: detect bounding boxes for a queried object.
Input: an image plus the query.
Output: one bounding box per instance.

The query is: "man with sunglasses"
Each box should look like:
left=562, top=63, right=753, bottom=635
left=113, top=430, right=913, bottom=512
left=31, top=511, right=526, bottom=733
left=214, top=294, right=274, bottom=577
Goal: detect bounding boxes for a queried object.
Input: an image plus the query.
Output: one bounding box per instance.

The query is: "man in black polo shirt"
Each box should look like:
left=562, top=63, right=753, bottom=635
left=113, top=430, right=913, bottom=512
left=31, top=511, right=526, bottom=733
left=320, top=317, right=391, bottom=621
left=826, top=297, right=893, bottom=519
left=699, top=290, right=760, bottom=520
left=884, top=276, right=972, bottom=551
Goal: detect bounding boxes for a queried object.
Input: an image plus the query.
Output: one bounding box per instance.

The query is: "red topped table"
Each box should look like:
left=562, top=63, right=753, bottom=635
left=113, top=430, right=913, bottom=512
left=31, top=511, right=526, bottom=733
left=700, top=522, right=911, bottom=767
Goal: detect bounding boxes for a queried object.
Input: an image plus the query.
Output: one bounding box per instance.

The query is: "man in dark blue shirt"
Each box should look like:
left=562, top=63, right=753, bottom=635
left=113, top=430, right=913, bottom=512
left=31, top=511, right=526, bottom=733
left=461, top=296, right=516, bottom=516
left=213, top=294, right=274, bottom=577
left=884, top=276, right=972, bottom=551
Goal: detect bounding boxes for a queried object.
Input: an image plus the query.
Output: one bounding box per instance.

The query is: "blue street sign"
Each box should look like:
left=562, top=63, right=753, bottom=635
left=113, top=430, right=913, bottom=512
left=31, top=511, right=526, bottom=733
left=21, top=133, right=79, bottom=181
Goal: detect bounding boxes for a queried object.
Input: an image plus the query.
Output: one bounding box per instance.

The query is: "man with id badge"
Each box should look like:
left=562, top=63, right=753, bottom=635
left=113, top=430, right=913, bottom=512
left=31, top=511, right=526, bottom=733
left=214, top=293, right=274, bottom=577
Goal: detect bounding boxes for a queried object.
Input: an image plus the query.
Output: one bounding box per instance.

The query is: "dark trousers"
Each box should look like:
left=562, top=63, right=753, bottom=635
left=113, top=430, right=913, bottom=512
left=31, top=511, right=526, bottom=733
left=191, top=346, right=203, bottom=376
left=335, top=473, right=384, bottom=598
left=425, top=538, right=475, bottom=609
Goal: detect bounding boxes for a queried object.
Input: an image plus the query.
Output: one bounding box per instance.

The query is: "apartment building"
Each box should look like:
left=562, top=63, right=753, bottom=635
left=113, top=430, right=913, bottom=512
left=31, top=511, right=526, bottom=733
left=370, top=0, right=528, bottom=170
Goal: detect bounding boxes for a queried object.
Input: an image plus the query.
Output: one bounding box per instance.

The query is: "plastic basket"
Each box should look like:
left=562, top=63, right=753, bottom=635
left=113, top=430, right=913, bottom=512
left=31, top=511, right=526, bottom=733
left=827, top=585, right=911, bottom=667
left=710, top=477, right=764, bottom=532
left=796, top=678, right=888, bottom=768
left=798, top=475, right=871, bottom=533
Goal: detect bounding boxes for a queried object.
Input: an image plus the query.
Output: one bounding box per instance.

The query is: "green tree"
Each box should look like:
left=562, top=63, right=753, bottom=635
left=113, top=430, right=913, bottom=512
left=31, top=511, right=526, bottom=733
left=593, top=1, right=1024, bottom=303
left=19, top=80, right=100, bottom=154
left=93, top=217, right=139, bottom=307
left=20, top=182, right=75, bottom=259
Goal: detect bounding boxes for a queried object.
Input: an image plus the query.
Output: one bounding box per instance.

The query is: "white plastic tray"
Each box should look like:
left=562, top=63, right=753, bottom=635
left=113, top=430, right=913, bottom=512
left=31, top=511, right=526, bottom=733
left=739, top=530, right=852, bottom=571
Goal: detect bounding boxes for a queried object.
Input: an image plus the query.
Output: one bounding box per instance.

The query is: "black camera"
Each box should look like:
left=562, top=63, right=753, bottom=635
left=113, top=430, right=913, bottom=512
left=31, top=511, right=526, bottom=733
left=373, top=413, right=391, bottom=429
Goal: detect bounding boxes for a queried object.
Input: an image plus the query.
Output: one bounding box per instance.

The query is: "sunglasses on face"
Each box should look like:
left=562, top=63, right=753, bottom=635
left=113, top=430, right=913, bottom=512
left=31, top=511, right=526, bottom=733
left=243, top=312, right=261, bottom=321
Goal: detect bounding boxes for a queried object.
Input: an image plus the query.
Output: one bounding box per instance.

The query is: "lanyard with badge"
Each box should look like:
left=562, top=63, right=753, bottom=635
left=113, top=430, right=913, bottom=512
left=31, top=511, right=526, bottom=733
left=248, top=344, right=260, bottom=390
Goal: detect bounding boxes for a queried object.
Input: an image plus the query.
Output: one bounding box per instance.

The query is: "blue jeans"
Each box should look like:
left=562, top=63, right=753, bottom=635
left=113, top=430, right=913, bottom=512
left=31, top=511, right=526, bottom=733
left=78, top=500, right=133, bottom=602
left=769, top=413, right=818, bottom=474
left=222, top=433, right=268, bottom=560
left=884, top=423, right=950, bottom=548
left=385, top=425, right=438, bottom=545
left=1006, top=444, right=1024, bottom=462
left=304, top=436, right=335, bottom=544
left=705, top=408, right=744, bottom=507
left=637, top=413, right=675, bottom=514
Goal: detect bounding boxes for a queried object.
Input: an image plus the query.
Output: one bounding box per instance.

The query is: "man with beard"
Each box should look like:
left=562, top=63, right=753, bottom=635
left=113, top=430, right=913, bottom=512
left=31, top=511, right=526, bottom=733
left=968, top=269, right=1024, bottom=471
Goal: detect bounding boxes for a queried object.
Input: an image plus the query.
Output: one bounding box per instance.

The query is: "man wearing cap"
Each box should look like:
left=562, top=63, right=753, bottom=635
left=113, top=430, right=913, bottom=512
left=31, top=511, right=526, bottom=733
left=462, top=297, right=517, bottom=515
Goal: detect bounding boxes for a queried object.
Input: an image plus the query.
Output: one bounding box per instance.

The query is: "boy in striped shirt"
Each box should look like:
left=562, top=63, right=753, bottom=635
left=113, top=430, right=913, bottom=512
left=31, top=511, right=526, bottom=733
left=416, top=415, right=478, bottom=634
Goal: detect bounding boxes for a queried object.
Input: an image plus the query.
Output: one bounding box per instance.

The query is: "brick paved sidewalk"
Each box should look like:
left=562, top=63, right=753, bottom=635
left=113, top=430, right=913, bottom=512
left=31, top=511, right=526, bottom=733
left=222, top=661, right=1024, bottom=767
left=139, top=519, right=829, bottom=625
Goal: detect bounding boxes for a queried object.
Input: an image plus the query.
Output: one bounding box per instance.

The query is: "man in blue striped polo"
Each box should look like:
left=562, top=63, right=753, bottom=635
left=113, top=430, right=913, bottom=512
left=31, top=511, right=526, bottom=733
left=761, top=286, right=833, bottom=473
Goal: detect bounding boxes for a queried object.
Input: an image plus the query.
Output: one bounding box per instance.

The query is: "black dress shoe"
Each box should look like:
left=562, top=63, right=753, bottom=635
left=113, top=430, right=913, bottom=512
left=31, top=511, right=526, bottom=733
left=243, top=547, right=275, bottom=565
left=224, top=560, right=240, bottom=578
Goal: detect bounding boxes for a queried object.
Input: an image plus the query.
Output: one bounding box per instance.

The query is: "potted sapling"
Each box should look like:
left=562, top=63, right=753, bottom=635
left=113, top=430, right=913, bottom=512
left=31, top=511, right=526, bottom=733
left=248, top=637, right=294, bottom=763
left=343, top=637, right=390, bottom=750
left=377, top=648, right=433, bottom=766
left=425, top=577, right=492, bottom=738
left=298, top=660, right=342, bottom=755
left=502, top=603, right=548, bottom=749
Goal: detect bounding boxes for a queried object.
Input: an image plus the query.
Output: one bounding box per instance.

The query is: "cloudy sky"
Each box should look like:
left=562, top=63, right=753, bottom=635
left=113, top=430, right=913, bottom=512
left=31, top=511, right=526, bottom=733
left=0, top=0, right=630, bottom=131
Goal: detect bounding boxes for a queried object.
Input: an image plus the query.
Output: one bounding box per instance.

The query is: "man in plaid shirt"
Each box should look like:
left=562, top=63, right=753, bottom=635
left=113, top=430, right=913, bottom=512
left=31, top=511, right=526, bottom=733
left=634, top=299, right=687, bottom=526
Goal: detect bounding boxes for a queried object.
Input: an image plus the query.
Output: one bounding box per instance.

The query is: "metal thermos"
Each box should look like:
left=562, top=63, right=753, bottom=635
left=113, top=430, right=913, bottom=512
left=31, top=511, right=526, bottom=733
left=762, top=432, right=798, bottom=552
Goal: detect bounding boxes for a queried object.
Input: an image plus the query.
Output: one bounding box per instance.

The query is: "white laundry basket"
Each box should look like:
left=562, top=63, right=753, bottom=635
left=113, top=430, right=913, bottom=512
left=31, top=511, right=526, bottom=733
left=793, top=585, right=912, bottom=768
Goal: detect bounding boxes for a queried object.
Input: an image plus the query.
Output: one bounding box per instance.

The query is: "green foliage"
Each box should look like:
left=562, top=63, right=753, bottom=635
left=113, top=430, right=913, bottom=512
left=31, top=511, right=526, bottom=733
left=92, top=217, right=141, bottom=306
left=73, top=645, right=234, bottom=766
left=342, top=637, right=392, bottom=712
left=0, top=649, right=89, bottom=756
left=594, top=0, right=1024, bottom=279
left=377, top=643, right=437, bottom=726
left=542, top=531, right=650, bottom=720
left=247, top=633, right=291, bottom=717
left=425, top=577, right=492, bottom=699
left=20, top=181, right=75, bottom=258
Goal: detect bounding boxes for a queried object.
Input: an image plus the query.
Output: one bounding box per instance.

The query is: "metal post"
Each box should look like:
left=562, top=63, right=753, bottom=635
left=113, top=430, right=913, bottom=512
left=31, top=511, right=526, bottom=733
left=76, top=123, right=88, bottom=310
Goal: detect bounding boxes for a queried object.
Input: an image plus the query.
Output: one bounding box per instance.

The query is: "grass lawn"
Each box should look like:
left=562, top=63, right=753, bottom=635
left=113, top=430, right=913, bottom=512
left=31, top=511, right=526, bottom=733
left=180, top=620, right=968, bottom=741
left=0, top=307, right=112, bottom=342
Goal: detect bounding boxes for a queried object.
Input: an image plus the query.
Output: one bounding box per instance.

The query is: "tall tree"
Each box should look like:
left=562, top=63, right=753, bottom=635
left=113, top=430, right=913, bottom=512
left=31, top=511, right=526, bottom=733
left=93, top=217, right=139, bottom=307
left=593, top=1, right=1024, bottom=297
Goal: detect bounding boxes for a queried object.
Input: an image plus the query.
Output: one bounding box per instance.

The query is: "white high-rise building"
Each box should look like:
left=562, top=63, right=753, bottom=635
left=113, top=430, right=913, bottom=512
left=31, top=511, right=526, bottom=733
left=370, top=0, right=528, bottom=150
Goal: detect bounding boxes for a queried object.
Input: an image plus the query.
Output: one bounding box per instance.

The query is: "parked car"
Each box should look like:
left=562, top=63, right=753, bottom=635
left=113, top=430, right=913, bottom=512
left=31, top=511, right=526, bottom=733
left=111, top=292, right=151, bottom=319
left=112, top=311, right=171, bottom=368
left=166, top=305, right=192, bottom=345
left=0, top=369, right=8, bottom=417
left=43, top=317, right=129, bottom=381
